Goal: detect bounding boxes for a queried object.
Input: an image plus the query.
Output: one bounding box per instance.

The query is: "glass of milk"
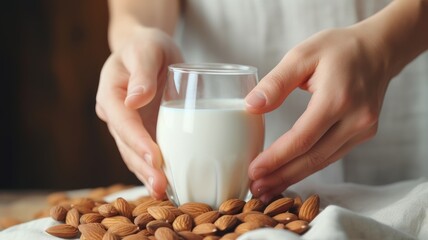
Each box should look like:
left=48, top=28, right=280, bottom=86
left=157, top=63, right=265, bottom=209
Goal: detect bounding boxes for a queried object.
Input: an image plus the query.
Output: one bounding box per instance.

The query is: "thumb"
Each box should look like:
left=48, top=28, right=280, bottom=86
left=123, top=46, right=163, bottom=109
left=245, top=50, right=317, bottom=113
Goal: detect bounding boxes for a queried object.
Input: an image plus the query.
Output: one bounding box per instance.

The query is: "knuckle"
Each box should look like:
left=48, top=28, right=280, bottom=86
left=305, top=149, right=327, bottom=169
left=355, top=107, right=379, bottom=131
left=291, top=134, right=313, bottom=155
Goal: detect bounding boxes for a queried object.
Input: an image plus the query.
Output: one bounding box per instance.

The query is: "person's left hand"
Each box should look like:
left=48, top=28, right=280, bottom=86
left=246, top=27, right=392, bottom=202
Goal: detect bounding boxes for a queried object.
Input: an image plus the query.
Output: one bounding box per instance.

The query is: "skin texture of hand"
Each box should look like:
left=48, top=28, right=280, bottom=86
left=246, top=27, right=388, bottom=202
left=246, top=0, right=428, bottom=202
left=96, top=27, right=183, bottom=199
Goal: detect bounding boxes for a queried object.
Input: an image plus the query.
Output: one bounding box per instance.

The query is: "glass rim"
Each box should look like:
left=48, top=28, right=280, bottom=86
left=168, top=63, right=257, bottom=75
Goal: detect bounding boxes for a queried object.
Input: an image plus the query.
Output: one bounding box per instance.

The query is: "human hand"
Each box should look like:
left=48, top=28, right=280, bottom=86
left=246, top=27, right=392, bottom=202
left=96, top=27, right=183, bottom=199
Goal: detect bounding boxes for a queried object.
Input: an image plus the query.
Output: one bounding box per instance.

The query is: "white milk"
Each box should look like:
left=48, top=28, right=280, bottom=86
left=157, top=99, right=264, bottom=208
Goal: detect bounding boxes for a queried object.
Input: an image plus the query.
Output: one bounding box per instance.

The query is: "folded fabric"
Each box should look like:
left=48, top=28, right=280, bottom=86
left=0, top=178, right=426, bottom=240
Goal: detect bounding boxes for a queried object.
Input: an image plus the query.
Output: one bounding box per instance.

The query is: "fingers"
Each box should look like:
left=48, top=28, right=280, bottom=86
left=114, top=130, right=167, bottom=199
left=249, top=92, right=339, bottom=180
left=122, top=44, right=163, bottom=109
left=245, top=48, right=318, bottom=114
left=251, top=124, right=377, bottom=200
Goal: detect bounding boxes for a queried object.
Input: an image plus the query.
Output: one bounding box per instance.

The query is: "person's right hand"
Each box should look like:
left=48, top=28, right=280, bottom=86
left=96, top=27, right=183, bottom=199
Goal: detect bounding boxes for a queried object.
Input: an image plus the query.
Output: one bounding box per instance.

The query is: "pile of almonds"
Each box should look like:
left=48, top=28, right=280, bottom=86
left=45, top=192, right=320, bottom=240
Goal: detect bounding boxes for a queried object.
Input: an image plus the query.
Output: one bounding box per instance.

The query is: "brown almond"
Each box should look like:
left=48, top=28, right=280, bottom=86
left=80, top=213, right=104, bottom=224
left=172, top=213, right=193, bottom=232
left=79, top=223, right=106, bottom=240
left=298, top=194, right=320, bottom=222
left=146, top=219, right=173, bottom=234
left=214, top=215, right=238, bottom=231
left=65, top=208, right=80, bottom=227
left=179, top=202, right=213, bottom=218
left=98, top=204, right=119, bottom=217
left=107, top=222, right=138, bottom=237
left=274, top=223, right=285, bottom=229
left=155, top=227, right=180, bottom=240
left=159, top=200, right=175, bottom=207
left=46, top=224, right=78, bottom=238
left=72, top=198, right=96, bottom=209
left=178, top=231, right=204, bottom=240
left=234, top=221, right=264, bottom=234
left=102, top=232, right=120, bottom=240
left=219, top=199, right=245, bottom=215
left=134, top=212, right=155, bottom=229
left=235, top=211, right=260, bottom=222
left=50, top=205, right=68, bottom=221
left=242, top=199, right=265, bottom=213
left=243, top=213, right=276, bottom=227
left=263, top=197, right=294, bottom=216
left=194, top=211, right=220, bottom=225
left=289, top=196, right=303, bottom=215
left=122, top=231, right=151, bottom=240
left=192, top=223, right=217, bottom=236
left=147, top=206, right=176, bottom=223
left=273, top=212, right=298, bottom=224
left=73, top=205, right=94, bottom=214
left=203, top=236, right=221, bottom=240
left=101, top=216, right=132, bottom=229
left=113, top=197, right=133, bottom=219
left=133, top=196, right=156, bottom=205
left=220, top=232, right=240, bottom=240
left=285, top=220, right=309, bottom=234
left=164, top=206, right=184, bottom=217
left=132, top=199, right=162, bottom=216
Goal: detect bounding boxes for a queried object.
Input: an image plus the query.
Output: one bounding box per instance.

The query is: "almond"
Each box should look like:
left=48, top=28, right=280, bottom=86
left=146, top=219, right=173, bottom=234
left=263, top=197, right=294, bottom=216
left=101, top=216, right=132, bottom=229
left=192, top=223, right=217, bottom=236
left=73, top=205, right=94, bottom=214
left=50, top=205, right=68, bottom=221
left=298, top=194, right=320, bottom=222
left=179, top=202, right=213, bottom=218
left=220, top=232, right=240, bottom=240
left=133, top=199, right=162, bottom=216
left=78, top=223, right=106, bottom=240
left=107, top=222, right=138, bottom=237
left=102, top=232, right=120, bottom=240
left=45, top=224, right=78, bottom=238
left=155, top=227, right=180, bottom=240
left=164, top=206, right=184, bottom=217
left=147, top=206, right=176, bottom=223
left=204, top=236, right=221, bottom=240
left=178, top=231, right=204, bottom=240
left=235, top=211, right=260, bottom=222
left=214, top=215, right=238, bottom=231
left=273, top=212, right=298, bottom=224
left=194, top=211, right=220, bottom=225
left=234, top=221, right=264, bottom=234
left=65, top=208, right=80, bottom=227
left=219, top=199, right=245, bottom=215
left=134, top=212, right=155, bottom=229
left=243, top=213, right=276, bottom=227
left=289, top=196, right=303, bottom=215
left=122, top=231, right=151, bottom=240
left=274, top=223, right=285, bottom=229
left=113, top=197, right=133, bottom=219
left=285, top=220, right=309, bottom=234
left=98, top=204, right=119, bottom=217
left=80, top=213, right=105, bottom=224
left=242, top=199, right=265, bottom=213
left=172, top=213, right=193, bottom=232
left=72, top=198, right=96, bottom=209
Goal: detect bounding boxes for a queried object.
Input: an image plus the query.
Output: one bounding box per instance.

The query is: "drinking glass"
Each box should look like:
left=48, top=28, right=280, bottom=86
left=156, top=63, right=264, bottom=208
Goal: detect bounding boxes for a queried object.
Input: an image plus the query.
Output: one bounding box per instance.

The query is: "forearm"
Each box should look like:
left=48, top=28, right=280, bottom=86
left=107, top=0, right=180, bottom=52
left=353, top=0, right=428, bottom=78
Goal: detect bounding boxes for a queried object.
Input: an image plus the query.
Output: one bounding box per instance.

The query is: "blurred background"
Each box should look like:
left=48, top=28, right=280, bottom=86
left=1, top=1, right=140, bottom=190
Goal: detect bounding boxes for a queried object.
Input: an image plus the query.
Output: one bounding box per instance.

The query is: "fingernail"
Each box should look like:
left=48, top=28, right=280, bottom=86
left=127, top=85, right=145, bottom=97
left=246, top=90, right=266, bottom=108
left=148, top=176, right=154, bottom=188
left=252, top=167, right=268, bottom=180
left=144, top=153, right=153, bottom=167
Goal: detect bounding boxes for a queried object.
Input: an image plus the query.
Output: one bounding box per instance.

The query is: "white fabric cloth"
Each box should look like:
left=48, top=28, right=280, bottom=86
left=176, top=0, right=428, bottom=185
left=1, top=179, right=427, bottom=239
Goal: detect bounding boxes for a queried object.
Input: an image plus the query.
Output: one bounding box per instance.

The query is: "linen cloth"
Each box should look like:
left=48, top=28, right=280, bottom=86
left=1, top=178, right=427, bottom=239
